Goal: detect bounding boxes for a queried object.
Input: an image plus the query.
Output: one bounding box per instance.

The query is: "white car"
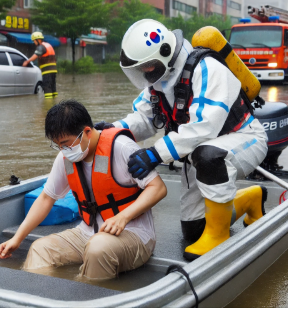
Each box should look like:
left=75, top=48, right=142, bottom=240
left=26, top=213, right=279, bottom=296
left=0, top=46, right=42, bottom=97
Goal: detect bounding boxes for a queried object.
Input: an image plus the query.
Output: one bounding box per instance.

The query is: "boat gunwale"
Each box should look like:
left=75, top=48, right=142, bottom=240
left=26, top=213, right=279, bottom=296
left=86, top=197, right=288, bottom=308
left=0, top=175, right=48, bottom=200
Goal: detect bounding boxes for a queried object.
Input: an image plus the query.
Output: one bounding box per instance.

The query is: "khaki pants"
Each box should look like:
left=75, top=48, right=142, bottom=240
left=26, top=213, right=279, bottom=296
left=22, top=228, right=153, bottom=280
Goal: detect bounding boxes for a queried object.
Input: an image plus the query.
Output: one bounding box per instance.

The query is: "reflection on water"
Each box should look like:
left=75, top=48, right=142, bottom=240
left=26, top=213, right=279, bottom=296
left=267, top=86, right=278, bottom=102
left=25, top=263, right=164, bottom=292
left=228, top=249, right=288, bottom=308
left=0, top=246, right=163, bottom=292
left=260, top=82, right=288, bottom=103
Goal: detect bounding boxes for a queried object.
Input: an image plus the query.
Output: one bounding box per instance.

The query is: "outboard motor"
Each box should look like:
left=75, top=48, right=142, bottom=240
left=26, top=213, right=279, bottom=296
left=249, top=101, right=288, bottom=178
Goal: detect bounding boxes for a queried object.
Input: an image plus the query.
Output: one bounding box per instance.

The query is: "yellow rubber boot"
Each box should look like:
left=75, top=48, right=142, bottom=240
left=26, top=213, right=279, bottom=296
left=184, top=199, right=233, bottom=261
left=184, top=186, right=267, bottom=261
left=234, top=185, right=267, bottom=227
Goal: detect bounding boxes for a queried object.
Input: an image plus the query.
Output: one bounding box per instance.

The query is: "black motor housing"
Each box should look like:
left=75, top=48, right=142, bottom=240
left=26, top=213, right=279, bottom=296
left=254, top=101, right=288, bottom=170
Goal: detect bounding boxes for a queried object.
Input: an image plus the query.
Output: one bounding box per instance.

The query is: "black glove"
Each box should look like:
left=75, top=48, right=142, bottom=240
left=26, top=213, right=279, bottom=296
left=128, top=147, right=162, bottom=180
left=94, top=121, right=115, bottom=131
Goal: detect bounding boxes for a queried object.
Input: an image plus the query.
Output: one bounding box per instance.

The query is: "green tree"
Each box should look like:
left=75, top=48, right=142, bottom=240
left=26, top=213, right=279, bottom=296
left=107, top=3, right=232, bottom=51
left=31, top=0, right=115, bottom=66
left=0, top=0, right=17, bottom=20
left=162, top=13, right=232, bottom=43
left=107, top=0, right=164, bottom=46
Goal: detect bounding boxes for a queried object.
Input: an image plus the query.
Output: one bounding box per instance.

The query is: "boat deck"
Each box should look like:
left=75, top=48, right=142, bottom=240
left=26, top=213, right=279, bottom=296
left=1, top=173, right=255, bottom=262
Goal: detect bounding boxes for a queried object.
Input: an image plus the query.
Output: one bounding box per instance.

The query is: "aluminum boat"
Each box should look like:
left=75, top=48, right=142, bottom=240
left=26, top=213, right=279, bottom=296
left=0, top=165, right=287, bottom=307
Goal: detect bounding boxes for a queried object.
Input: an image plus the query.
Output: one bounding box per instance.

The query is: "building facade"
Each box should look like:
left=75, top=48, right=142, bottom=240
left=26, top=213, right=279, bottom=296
left=167, top=0, right=243, bottom=25
left=227, top=0, right=243, bottom=24
left=0, top=0, right=101, bottom=62
left=0, top=0, right=32, bottom=34
left=0, top=0, right=36, bottom=56
left=0, top=0, right=246, bottom=62
left=141, top=0, right=165, bottom=14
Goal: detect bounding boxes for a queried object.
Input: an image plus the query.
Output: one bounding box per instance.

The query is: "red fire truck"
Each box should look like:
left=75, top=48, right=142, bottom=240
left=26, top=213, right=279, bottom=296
left=230, top=5, right=288, bottom=81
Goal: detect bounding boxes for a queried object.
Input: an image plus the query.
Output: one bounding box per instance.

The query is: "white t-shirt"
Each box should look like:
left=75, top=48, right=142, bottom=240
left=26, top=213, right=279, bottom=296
left=44, top=135, right=158, bottom=247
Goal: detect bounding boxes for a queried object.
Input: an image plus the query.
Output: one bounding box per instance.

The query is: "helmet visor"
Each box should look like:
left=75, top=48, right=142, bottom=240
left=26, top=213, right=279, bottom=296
left=121, top=59, right=166, bottom=89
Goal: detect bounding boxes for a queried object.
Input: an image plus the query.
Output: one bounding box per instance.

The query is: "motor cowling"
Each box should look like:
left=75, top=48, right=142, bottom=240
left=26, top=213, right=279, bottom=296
left=254, top=101, right=288, bottom=170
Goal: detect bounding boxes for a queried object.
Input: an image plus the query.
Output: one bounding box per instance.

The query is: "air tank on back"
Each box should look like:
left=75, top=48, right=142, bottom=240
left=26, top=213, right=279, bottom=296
left=192, top=26, right=261, bottom=102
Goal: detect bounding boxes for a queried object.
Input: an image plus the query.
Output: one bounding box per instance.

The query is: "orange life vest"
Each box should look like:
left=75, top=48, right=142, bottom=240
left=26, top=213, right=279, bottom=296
left=38, top=42, right=57, bottom=75
left=63, top=128, right=142, bottom=231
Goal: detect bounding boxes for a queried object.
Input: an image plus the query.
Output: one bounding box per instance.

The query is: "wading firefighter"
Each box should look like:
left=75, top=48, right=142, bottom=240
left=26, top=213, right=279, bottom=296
left=97, top=19, right=269, bottom=260
left=23, top=32, right=58, bottom=99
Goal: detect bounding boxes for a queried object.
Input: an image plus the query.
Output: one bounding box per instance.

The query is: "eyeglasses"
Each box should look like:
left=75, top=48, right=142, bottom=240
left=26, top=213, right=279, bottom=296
left=50, top=131, right=83, bottom=151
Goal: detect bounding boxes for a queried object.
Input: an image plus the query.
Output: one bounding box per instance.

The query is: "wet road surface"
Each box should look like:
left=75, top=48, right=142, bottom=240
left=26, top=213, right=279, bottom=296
left=1, top=73, right=288, bottom=306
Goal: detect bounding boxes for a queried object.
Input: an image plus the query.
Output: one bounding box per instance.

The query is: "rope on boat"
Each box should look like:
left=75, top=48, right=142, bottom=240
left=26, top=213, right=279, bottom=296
left=166, top=264, right=199, bottom=308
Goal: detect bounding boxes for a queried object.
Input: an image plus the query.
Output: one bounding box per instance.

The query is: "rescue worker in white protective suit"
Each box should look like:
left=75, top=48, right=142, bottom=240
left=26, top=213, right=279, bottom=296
left=96, top=19, right=268, bottom=261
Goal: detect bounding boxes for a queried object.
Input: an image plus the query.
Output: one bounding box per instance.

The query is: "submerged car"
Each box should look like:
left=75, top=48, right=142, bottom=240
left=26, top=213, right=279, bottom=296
left=0, top=46, right=42, bottom=97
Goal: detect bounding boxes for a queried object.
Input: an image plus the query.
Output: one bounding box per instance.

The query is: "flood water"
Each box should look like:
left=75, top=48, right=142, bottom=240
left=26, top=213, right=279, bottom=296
left=0, top=244, right=163, bottom=292
left=228, top=249, right=288, bottom=308
left=0, top=74, right=288, bottom=187
left=0, top=72, right=140, bottom=187
left=1, top=73, right=288, bottom=305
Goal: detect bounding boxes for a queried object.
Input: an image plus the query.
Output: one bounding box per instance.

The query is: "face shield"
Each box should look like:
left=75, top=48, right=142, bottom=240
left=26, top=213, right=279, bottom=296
left=121, top=59, right=167, bottom=89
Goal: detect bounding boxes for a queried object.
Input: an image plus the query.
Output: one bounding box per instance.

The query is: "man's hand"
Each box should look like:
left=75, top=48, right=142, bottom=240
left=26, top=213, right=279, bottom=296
left=94, top=121, right=115, bottom=131
left=0, top=237, right=21, bottom=259
left=0, top=191, right=55, bottom=259
left=22, top=60, right=29, bottom=67
left=99, top=213, right=128, bottom=236
left=99, top=176, right=167, bottom=236
left=128, top=146, right=162, bottom=180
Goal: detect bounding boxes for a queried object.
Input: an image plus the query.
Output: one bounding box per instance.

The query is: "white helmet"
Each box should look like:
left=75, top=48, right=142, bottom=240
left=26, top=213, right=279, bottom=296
left=120, top=19, right=182, bottom=89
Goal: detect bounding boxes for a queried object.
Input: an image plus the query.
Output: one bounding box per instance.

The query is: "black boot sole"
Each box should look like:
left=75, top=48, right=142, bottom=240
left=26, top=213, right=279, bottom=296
left=183, top=252, right=201, bottom=261
left=243, top=185, right=267, bottom=227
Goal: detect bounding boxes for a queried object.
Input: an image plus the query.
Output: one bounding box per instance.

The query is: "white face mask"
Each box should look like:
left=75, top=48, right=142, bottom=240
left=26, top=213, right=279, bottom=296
left=61, top=136, right=90, bottom=163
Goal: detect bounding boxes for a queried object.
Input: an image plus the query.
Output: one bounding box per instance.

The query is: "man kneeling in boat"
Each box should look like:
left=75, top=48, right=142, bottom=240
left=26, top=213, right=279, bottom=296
left=0, top=99, right=167, bottom=280
left=96, top=19, right=269, bottom=261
